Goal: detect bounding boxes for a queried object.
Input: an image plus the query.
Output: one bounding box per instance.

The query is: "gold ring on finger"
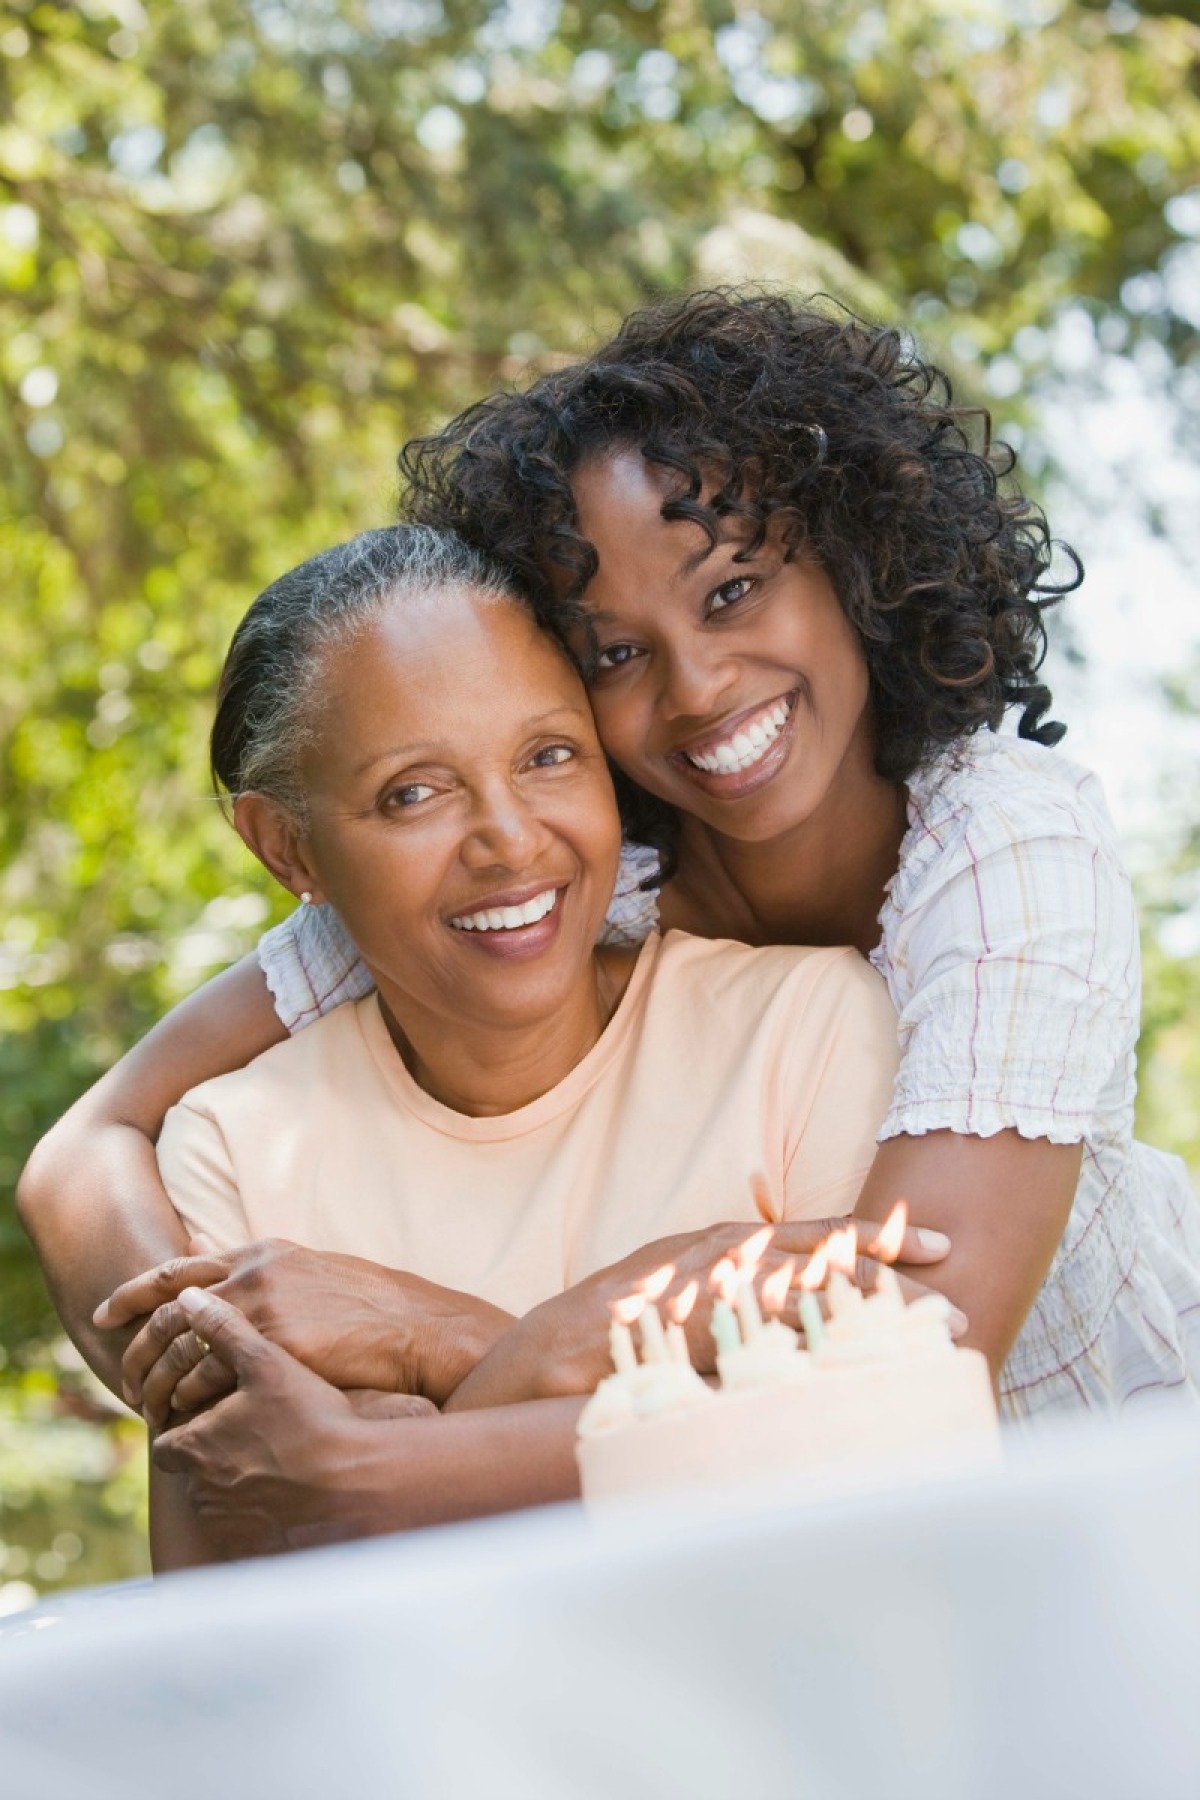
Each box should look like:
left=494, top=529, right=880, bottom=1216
left=192, top=1332, right=212, bottom=1359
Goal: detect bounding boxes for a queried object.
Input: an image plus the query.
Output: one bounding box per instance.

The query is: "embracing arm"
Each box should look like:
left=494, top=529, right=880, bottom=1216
left=16, top=953, right=286, bottom=1395
left=853, top=1131, right=1082, bottom=1386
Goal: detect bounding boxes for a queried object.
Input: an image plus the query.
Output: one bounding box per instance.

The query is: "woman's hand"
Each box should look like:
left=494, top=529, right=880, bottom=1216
left=154, top=1289, right=581, bottom=1560
left=97, top=1239, right=515, bottom=1426
left=152, top=1291, right=437, bottom=1559
left=445, top=1213, right=959, bottom=1412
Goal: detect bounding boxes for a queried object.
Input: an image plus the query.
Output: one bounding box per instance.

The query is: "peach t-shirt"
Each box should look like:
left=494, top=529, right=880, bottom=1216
left=157, top=931, right=898, bottom=1318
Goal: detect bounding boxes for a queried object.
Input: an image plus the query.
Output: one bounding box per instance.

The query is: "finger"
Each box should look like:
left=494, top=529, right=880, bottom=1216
left=188, top=1232, right=221, bottom=1255
left=343, top=1389, right=438, bottom=1421
left=768, top=1216, right=951, bottom=1265
left=122, top=1298, right=198, bottom=1408
left=140, top=1327, right=215, bottom=1431
left=152, top=1417, right=199, bottom=1478
left=94, top=1253, right=231, bottom=1329
left=175, top=1287, right=278, bottom=1383
left=170, top=1354, right=237, bottom=1416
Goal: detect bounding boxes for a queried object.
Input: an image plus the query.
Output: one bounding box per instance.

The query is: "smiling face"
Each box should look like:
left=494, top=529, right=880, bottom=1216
left=280, top=584, right=621, bottom=1040
left=570, top=450, right=879, bottom=846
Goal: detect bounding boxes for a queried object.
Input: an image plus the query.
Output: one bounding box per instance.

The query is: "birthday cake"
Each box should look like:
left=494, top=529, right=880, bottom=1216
left=576, top=1223, right=1002, bottom=1511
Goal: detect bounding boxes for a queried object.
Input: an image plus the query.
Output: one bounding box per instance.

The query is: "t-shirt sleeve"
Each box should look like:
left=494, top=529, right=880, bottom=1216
left=779, top=953, right=900, bottom=1220
left=880, top=809, right=1140, bottom=1145
left=257, top=902, right=374, bottom=1035
left=156, top=1098, right=253, bottom=1251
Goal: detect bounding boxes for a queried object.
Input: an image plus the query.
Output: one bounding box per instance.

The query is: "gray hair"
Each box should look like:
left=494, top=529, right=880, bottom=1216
left=210, top=525, right=519, bottom=819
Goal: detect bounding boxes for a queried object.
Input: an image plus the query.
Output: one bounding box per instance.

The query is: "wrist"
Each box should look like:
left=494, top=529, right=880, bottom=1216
left=505, top=1293, right=610, bottom=1401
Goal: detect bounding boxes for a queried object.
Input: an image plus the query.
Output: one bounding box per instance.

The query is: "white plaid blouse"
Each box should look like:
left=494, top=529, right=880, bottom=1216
left=259, top=733, right=1200, bottom=1422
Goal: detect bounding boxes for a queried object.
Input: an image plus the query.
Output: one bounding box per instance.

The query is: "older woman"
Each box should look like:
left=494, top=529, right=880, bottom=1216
left=92, top=523, right=939, bottom=1561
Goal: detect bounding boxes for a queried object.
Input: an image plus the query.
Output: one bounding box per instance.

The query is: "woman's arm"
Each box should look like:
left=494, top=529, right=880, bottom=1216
left=442, top=1214, right=956, bottom=1412
left=853, top=1130, right=1082, bottom=1385
left=16, top=954, right=286, bottom=1394
left=101, top=1242, right=516, bottom=1425
left=152, top=1289, right=582, bottom=1560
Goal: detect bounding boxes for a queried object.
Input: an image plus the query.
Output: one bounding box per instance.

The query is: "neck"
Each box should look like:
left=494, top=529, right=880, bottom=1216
left=375, top=949, right=634, bottom=1117
left=669, top=771, right=909, bottom=956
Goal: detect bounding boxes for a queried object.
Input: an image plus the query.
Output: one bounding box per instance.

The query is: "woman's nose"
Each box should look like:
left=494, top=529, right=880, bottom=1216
left=657, top=641, right=738, bottom=723
left=460, top=786, right=550, bottom=871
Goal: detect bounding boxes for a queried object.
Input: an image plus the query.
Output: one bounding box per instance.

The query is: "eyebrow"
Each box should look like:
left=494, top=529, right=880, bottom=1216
left=586, top=540, right=758, bottom=623
left=350, top=706, right=587, bottom=777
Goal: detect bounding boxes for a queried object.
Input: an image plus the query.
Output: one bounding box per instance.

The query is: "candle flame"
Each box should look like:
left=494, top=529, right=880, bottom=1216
left=760, top=1258, right=795, bottom=1317
left=612, top=1291, right=647, bottom=1326
left=733, top=1225, right=774, bottom=1278
left=866, top=1201, right=908, bottom=1264
left=751, top=1173, right=778, bottom=1225
left=825, top=1224, right=859, bottom=1277
left=668, top=1280, right=699, bottom=1325
left=639, top=1263, right=676, bottom=1302
left=798, top=1242, right=830, bottom=1291
left=709, top=1256, right=740, bottom=1304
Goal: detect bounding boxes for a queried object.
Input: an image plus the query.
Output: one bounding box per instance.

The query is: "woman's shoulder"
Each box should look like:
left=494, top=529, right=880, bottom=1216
left=889, top=733, right=1125, bottom=908
left=171, top=996, right=377, bottom=1124
left=654, top=931, right=882, bottom=1012
left=600, top=840, right=662, bottom=946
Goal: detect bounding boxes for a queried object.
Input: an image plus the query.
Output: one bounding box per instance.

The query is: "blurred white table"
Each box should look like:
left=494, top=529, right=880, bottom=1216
left=2, top=1409, right=1198, bottom=1800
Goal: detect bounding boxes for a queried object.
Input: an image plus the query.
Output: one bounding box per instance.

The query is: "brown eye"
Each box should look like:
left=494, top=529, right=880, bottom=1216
left=384, top=782, right=435, bottom=809
left=594, top=643, right=643, bottom=671
left=708, top=576, right=754, bottom=613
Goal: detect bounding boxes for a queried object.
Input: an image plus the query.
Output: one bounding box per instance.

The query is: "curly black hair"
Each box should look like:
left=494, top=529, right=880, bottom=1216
left=400, top=289, right=1077, bottom=844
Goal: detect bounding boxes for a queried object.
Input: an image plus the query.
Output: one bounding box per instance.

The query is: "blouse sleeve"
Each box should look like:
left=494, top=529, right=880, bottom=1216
left=879, top=793, right=1141, bottom=1145
left=257, top=902, right=374, bottom=1035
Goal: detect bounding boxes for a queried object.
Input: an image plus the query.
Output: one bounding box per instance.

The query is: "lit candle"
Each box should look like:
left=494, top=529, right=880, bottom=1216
left=797, top=1240, right=830, bottom=1353
left=730, top=1227, right=773, bottom=1342
left=711, top=1296, right=742, bottom=1357
left=797, top=1289, right=826, bottom=1353
left=865, top=1199, right=909, bottom=1264
left=666, top=1281, right=699, bottom=1366
left=609, top=1293, right=644, bottom=1376
left=873, top=1264, right=904, bottom=1308
left=638, top=1302, right=669, bottom=1364
left=734, top=1278, right=764, bottom=1343
left=824, top=1225, right=862, bottom=1318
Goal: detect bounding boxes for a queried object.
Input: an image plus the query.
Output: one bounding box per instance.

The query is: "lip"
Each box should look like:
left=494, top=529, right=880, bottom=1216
left=668, top=689, right=799, bottom=800
left=443, top=880, right=570, bottom=964
left=443, top=879, right=568, bottom=925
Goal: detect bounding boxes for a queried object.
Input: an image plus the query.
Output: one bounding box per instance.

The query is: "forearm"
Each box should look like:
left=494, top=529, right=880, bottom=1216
left=323, top=1397, right=585, bottom=1539
left=852, top=1130, right=1082, bottom=1382
left=442, top=1295, right=600, bottom=1413
left=17, top=953, right=287, bottom=1395
left=149, top=1461, right=223, bottom=1573
left=19, top=1121, right=188, bottom=1394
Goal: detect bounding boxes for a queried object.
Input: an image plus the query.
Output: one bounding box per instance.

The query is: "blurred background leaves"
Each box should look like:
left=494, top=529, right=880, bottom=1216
left=2, top=0, right=1198, bottom=1603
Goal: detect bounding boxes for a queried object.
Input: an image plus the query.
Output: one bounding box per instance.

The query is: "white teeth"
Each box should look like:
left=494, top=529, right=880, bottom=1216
left=685, top=699, right=793, bottom=775
left=449, top=888, right=559, bottom=933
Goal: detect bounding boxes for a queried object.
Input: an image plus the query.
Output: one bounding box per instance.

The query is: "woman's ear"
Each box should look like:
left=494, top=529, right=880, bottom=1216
left=232, top=794, right=325, bottom=905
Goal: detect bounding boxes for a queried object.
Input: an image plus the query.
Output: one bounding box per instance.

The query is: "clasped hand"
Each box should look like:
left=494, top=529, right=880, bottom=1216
left=95, top=1237, right=514, bottom=1427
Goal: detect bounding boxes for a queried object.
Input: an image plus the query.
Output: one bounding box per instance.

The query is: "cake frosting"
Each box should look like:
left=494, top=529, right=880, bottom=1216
left=577, top=1259, right=1002, bottom=1511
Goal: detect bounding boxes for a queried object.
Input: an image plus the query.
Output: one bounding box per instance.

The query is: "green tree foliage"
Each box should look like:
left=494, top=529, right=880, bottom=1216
left=2, top=0, right=1198, bottom=1595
